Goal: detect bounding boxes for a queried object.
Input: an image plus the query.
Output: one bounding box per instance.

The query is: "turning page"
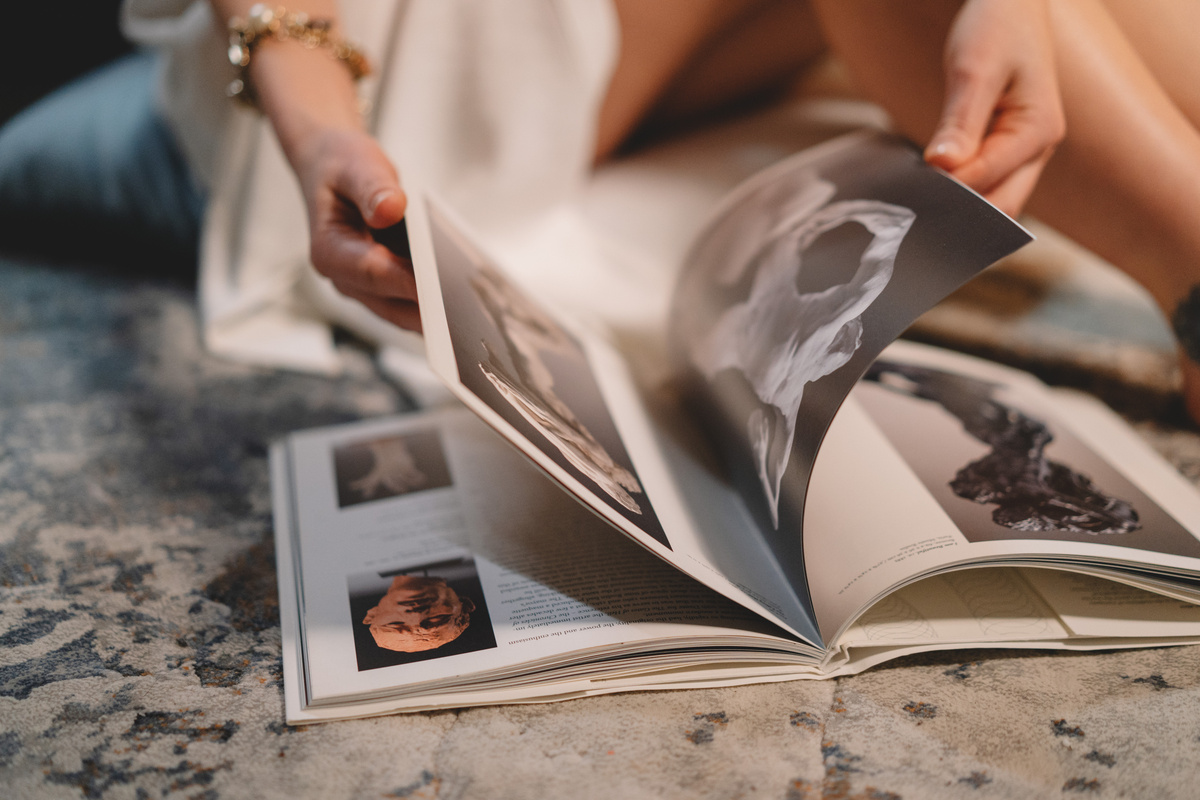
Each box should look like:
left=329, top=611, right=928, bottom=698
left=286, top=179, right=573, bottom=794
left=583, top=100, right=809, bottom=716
left=406, top=189, right=824, bottom=641
left=667, top=131, right=1032, bottom=625
left=407, top=130, right=1031, bottom=647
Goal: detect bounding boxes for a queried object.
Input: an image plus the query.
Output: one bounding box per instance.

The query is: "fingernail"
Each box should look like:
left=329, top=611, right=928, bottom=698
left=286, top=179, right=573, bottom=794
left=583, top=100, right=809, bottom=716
left=368, top=189, right=394, bottom=218
left=927, top=139, right=958, bottom=161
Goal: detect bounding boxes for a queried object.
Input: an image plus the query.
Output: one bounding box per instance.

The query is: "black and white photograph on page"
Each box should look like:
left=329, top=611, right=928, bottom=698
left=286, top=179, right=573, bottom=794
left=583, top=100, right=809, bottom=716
left=427, top=200, right=670, bottom=549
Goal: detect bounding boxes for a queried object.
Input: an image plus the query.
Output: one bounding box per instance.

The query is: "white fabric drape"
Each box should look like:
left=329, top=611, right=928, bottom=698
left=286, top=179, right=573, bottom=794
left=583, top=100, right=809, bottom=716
left=121, top=0, right=619, bottom=392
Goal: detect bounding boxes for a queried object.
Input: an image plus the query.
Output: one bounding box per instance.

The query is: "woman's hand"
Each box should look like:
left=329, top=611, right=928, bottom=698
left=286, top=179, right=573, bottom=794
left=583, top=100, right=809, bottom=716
left=219, top=0, right=422, bottom=332
left=923, top=0, right=1066, bottom=216
left=294, top=126, right=421, bottom=332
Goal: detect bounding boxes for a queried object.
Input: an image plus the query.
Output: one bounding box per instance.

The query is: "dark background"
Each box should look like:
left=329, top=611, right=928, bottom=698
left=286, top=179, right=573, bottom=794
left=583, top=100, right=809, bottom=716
left=2, top=3, right=131, bottom=126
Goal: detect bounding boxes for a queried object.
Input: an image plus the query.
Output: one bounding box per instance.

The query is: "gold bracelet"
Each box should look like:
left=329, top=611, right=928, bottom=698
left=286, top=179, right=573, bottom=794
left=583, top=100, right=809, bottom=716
left=226, top=4, right=371, bottom=108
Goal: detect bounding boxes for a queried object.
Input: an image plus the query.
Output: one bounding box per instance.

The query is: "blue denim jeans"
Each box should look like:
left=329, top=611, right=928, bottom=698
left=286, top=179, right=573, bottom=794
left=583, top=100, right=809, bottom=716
left=0, top=51, right=203, bottom=268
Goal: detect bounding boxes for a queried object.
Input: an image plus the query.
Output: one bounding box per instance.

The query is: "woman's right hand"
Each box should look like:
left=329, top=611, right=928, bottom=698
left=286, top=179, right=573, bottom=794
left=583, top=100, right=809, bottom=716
left=293, top=126, right=421, bottom=332
left=220, top=0, right=422, bottom=332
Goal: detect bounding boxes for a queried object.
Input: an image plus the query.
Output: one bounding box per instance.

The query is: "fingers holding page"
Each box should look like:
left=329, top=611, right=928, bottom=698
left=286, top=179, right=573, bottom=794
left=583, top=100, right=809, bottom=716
left=924, top=0, right=1064, bottom=216
left=339, top=291, right=422, bottom=333
left=938, top=73, right=1064, bottom=215
left=311, top=209, right=414, bottom=297
left=300, top=129, right=422, bottom=332
left=312, top=231, right=421, bottom=332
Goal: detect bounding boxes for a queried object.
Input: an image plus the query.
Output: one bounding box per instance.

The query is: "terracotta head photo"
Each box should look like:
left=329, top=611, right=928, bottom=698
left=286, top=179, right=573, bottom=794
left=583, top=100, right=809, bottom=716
left=361, top=575, right=476, bottom=653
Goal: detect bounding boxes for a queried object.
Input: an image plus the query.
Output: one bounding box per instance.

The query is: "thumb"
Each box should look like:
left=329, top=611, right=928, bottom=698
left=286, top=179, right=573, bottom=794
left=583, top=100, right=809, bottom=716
left=336, top=142, right=407, bottom=229
left=924, top=66, right=1001, bottom=172
left=362, top=184, right=407, bottom=229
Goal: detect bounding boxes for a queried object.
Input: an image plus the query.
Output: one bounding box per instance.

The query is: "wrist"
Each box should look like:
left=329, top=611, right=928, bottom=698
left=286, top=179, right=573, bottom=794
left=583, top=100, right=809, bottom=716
left=249, top=37, right=367, bottom=170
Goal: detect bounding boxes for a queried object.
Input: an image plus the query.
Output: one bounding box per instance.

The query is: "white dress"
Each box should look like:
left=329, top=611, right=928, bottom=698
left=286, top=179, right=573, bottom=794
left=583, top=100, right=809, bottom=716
left=121, top=0, right=618, bottom=397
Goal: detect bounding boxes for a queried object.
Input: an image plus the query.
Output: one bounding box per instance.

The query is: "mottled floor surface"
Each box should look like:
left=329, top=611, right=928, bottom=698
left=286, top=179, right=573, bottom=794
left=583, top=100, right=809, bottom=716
left=4, top=239, right=1200, bottom=800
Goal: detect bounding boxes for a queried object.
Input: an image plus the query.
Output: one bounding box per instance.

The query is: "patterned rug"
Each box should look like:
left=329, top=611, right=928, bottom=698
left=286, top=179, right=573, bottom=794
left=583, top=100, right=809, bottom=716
left=4, top=227, right=1200, bottom=800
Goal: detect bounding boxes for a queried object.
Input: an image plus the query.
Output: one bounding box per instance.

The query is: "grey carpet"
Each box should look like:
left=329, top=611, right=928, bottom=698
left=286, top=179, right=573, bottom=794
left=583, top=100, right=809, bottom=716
left=4, top=241, right=1200, bottom=798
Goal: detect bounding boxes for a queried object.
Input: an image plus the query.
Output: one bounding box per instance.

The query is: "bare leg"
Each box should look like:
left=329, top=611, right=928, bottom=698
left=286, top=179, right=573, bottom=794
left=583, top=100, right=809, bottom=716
left=808, top=1, right=951, bottom=143
left=1097, top=0, right=1200, bottom=128
left=604, top=0, right=1200, bottom=417
left=1027, top=0, right=1200, bottom=421
left=812, top=0, right=1200, bottom=421
left=596, top=0, right=825, bottom=161
left=632, top=1, right=825, bottom=141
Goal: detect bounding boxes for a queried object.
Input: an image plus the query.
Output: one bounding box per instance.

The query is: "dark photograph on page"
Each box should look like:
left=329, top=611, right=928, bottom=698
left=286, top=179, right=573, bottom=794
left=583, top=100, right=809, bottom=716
left=857, top=358, right=1200, bottom=557
left=669, top=133, right=1031, bottom=587
left=427, top=200, right=670, bottom=549
left=333, top=428, right=452, bottom=508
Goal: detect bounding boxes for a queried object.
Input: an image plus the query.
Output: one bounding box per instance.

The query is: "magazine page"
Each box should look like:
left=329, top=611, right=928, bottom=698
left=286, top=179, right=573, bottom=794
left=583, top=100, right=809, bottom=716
left=1019, top=568, right=1200, bottom=638
left=819, top=564, right=1200, bottom=679
left=405, top=191, right=825, bottom=642
left=833, top=568, right=1069, bottom=652
left=276, top=408, right=818, bottom=717
left=813, top=562, right=1200, bottom=679
left=666, top=131, right=1033, bottom=624
left=804, top=340, right=1200, bottom=643
left=830, top=567, right=1200, bottom=654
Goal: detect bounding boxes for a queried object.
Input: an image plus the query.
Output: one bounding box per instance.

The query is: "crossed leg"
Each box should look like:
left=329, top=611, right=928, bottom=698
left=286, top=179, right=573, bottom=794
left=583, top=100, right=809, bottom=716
left=601, top=0, right=1200, bottom=421
left=597, top=0, right=825, bottom=161
left=813, top=0, right=1200, bottom=419
left=1032, top=0, right=1200, bottom=420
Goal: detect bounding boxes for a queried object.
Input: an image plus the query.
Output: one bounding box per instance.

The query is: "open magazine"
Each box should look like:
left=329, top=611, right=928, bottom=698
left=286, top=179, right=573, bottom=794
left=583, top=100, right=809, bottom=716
left=272, top=132, right=1200, bottom=722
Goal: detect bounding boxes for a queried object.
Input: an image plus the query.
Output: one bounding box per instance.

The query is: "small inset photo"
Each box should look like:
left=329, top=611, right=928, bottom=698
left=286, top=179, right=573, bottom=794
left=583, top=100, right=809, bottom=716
left=333, top=428, right=452, bottom=508
left=347, top=554, right=497, bottom=671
